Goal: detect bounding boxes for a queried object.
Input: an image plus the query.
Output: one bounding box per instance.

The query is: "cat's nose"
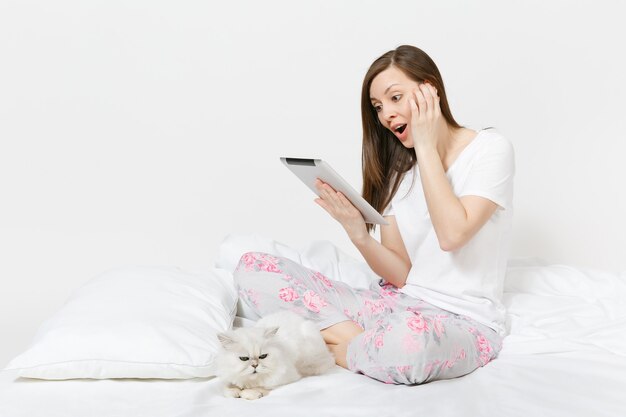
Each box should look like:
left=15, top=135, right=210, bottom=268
left=251, top=363, right=258, bottom=368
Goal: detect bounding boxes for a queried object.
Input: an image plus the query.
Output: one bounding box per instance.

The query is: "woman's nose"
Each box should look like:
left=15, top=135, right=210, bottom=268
left=382, top=104, right=398, bottom=122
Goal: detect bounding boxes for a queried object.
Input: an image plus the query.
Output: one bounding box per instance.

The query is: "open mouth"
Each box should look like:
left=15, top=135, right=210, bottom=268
left=394, top=124, right=407, bottom=135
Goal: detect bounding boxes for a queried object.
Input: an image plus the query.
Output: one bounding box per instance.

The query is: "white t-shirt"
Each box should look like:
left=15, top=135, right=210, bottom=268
left=383, top=128, right=515, bottom=336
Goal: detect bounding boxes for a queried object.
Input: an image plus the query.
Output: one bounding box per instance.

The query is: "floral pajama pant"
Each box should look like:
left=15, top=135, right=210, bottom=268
left=233, top=251, right=503, bottom=385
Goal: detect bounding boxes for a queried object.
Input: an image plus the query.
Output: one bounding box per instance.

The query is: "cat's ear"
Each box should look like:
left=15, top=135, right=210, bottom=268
left=217, top=332, right=237, bottom=349
left=264, top=326, right=279, bottom=338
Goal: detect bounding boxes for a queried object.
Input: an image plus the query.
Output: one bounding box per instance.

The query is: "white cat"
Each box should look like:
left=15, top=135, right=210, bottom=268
left=215, top=310, right=336, bottom=400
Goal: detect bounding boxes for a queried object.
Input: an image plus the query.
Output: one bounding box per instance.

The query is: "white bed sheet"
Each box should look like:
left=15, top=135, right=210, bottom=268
left=1, top=349, right=625, bottom=417
left=1, top=247, right=625, bottom=417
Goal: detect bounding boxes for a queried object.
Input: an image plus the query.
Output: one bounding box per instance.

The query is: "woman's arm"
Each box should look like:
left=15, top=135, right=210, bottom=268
left=351, top=215, right=411, bottom=288
left=409, top=83, right=499, bottom=252
left=314, top=179, right=411, bottom=287
left=415, top=145, right=498, bottom=252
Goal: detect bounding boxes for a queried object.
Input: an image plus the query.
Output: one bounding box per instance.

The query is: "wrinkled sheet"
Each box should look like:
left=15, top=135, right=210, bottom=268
left=1, top=235, right=625, bottom=417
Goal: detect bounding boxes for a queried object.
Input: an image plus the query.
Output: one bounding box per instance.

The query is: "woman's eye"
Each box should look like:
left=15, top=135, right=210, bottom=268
left=259, top=354, right=268, bottom=359
left=239, top=356, right=249, bottom=361
left=374, top=105, right=382, bottom=112
left=392, top=94, right=401, bottom=102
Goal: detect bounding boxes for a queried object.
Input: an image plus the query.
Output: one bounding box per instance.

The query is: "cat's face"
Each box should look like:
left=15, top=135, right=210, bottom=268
left=216, top=326, right=286, bottom=382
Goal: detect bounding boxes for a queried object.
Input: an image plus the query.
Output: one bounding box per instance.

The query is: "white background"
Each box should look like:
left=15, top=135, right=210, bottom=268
left=1, top=0, right=625, bottom=368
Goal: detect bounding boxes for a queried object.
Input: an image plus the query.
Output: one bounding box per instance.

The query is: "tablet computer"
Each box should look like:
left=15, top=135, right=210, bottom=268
left=280, top=157, right=389, bottom=225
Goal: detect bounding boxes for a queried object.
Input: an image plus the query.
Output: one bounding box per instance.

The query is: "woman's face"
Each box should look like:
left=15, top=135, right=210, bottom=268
left=369, top=66, right=421, bottom=147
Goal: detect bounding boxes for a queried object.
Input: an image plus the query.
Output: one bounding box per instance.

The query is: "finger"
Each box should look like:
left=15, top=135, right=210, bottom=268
left=431, top=84, right=441, bottom=116
left=338, top=193, right=364, bottom=221
left=315, top=181, right=337, bottom=208
left=338, top=193, right=361, bottom=218
left=322, top=183, right=342, bottom=206
left=322, top=182, right=337, bottom=193
left=317, top=180, right=334, bottom=199
left=426, top=83, right=439, bottom=98
left=420, top=84, right=431, bottom=117
left=336, top=191, right=352, bottom=208
left=414, top=86, right=427, bottom=114
left=315, top=178, right=325, bottom=192
left=409, top=94, right=419, bottom=119
left=426, top=83, right=440, bottom=108
left=420, top=84, right=433, bottom=118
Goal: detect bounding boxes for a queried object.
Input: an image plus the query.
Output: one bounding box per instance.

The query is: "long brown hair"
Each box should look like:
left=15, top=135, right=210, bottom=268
left=361, top=45, right=463, bottom=233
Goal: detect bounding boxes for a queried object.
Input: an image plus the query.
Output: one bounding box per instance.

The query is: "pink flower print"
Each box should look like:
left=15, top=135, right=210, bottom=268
left=433, top=318, right=446, bottom=338
left=313, top=271, right=334, bottom=288
left=283, top=274, right=293, bottom=281
left=365, top=299, right=386, bottom=316
left=396, top=365, right=411, bottom=374
left=240, top=252, right=259, bottom=272
left=423, top=362, right=435, bottom=377
left=402, top=333, right=421, bottom=353
left=278, top=287, right=299, bottom=303
left=302, top=290, right=328, bottom=313
left=240, top=289, right=260, bottom=307
left=438, top=347, right=468, bottom=370
left=476, top=334, right=493, bottom=366
left=406, top=312, right=429, bottom=334
left=444, top=359, right=454, bottom=369
left=362, top=329, right=376, bottom=346
left=257, top=257, right=281, bottom=273
left=291, top=278, right=307, bottom=289
left=374, top=333, right=385, bottom=348
left=476, top=334, right=493, bottom=355
left=379, top=285, right=398, bottom=298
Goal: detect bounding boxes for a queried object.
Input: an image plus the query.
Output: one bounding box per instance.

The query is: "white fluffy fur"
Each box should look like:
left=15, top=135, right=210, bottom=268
left=215, top=310, right=335, bottom=400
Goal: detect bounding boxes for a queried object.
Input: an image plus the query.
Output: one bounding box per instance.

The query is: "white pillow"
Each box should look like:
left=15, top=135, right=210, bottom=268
left=4, top=265, right=237, bottom=380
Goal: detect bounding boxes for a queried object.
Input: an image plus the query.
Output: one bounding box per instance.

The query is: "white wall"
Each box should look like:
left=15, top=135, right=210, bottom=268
left=1, top=0, right=625, bottom=368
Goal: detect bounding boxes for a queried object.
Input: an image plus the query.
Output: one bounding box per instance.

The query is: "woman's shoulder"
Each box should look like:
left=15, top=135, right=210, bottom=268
left=476, top=127, right=515, bottom=156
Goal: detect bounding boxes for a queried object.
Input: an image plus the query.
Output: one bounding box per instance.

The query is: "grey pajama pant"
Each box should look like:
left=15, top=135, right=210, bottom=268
left=233, top=251, right=503, bottom=385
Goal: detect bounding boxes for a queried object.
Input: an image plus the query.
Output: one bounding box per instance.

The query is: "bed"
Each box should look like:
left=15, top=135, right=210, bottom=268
left=1, top=234, right=625, bottom=417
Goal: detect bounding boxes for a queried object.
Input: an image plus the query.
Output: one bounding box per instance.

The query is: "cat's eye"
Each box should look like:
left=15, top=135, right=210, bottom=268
left=239, top=356, right=249, bottom=361
left=259, top=354, right=268, bottom=359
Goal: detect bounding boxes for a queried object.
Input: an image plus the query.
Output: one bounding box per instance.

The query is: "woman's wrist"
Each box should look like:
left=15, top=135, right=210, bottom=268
left=413, top=142, right=438, bottom=160
left=350, top=232, right=373, bottom=249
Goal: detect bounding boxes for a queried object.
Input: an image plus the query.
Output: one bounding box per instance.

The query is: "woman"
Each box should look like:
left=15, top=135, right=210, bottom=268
left=234, top=45, right=514, bottom=385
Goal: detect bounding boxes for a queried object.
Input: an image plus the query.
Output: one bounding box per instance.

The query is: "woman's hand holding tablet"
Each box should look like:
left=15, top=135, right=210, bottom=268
left=280, top=157, right=389, bottom=226
left=313, top=177, right=372, bottom=243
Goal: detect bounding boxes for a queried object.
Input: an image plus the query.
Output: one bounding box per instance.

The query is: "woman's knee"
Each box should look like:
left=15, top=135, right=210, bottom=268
left=235, top=251, right=285, bottom=275
left=344, top=311, right=465, bottom=384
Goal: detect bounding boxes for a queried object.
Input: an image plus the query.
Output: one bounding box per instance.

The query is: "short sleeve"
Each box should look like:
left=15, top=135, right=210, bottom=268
left=459, top=135, right=515, bottom=210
